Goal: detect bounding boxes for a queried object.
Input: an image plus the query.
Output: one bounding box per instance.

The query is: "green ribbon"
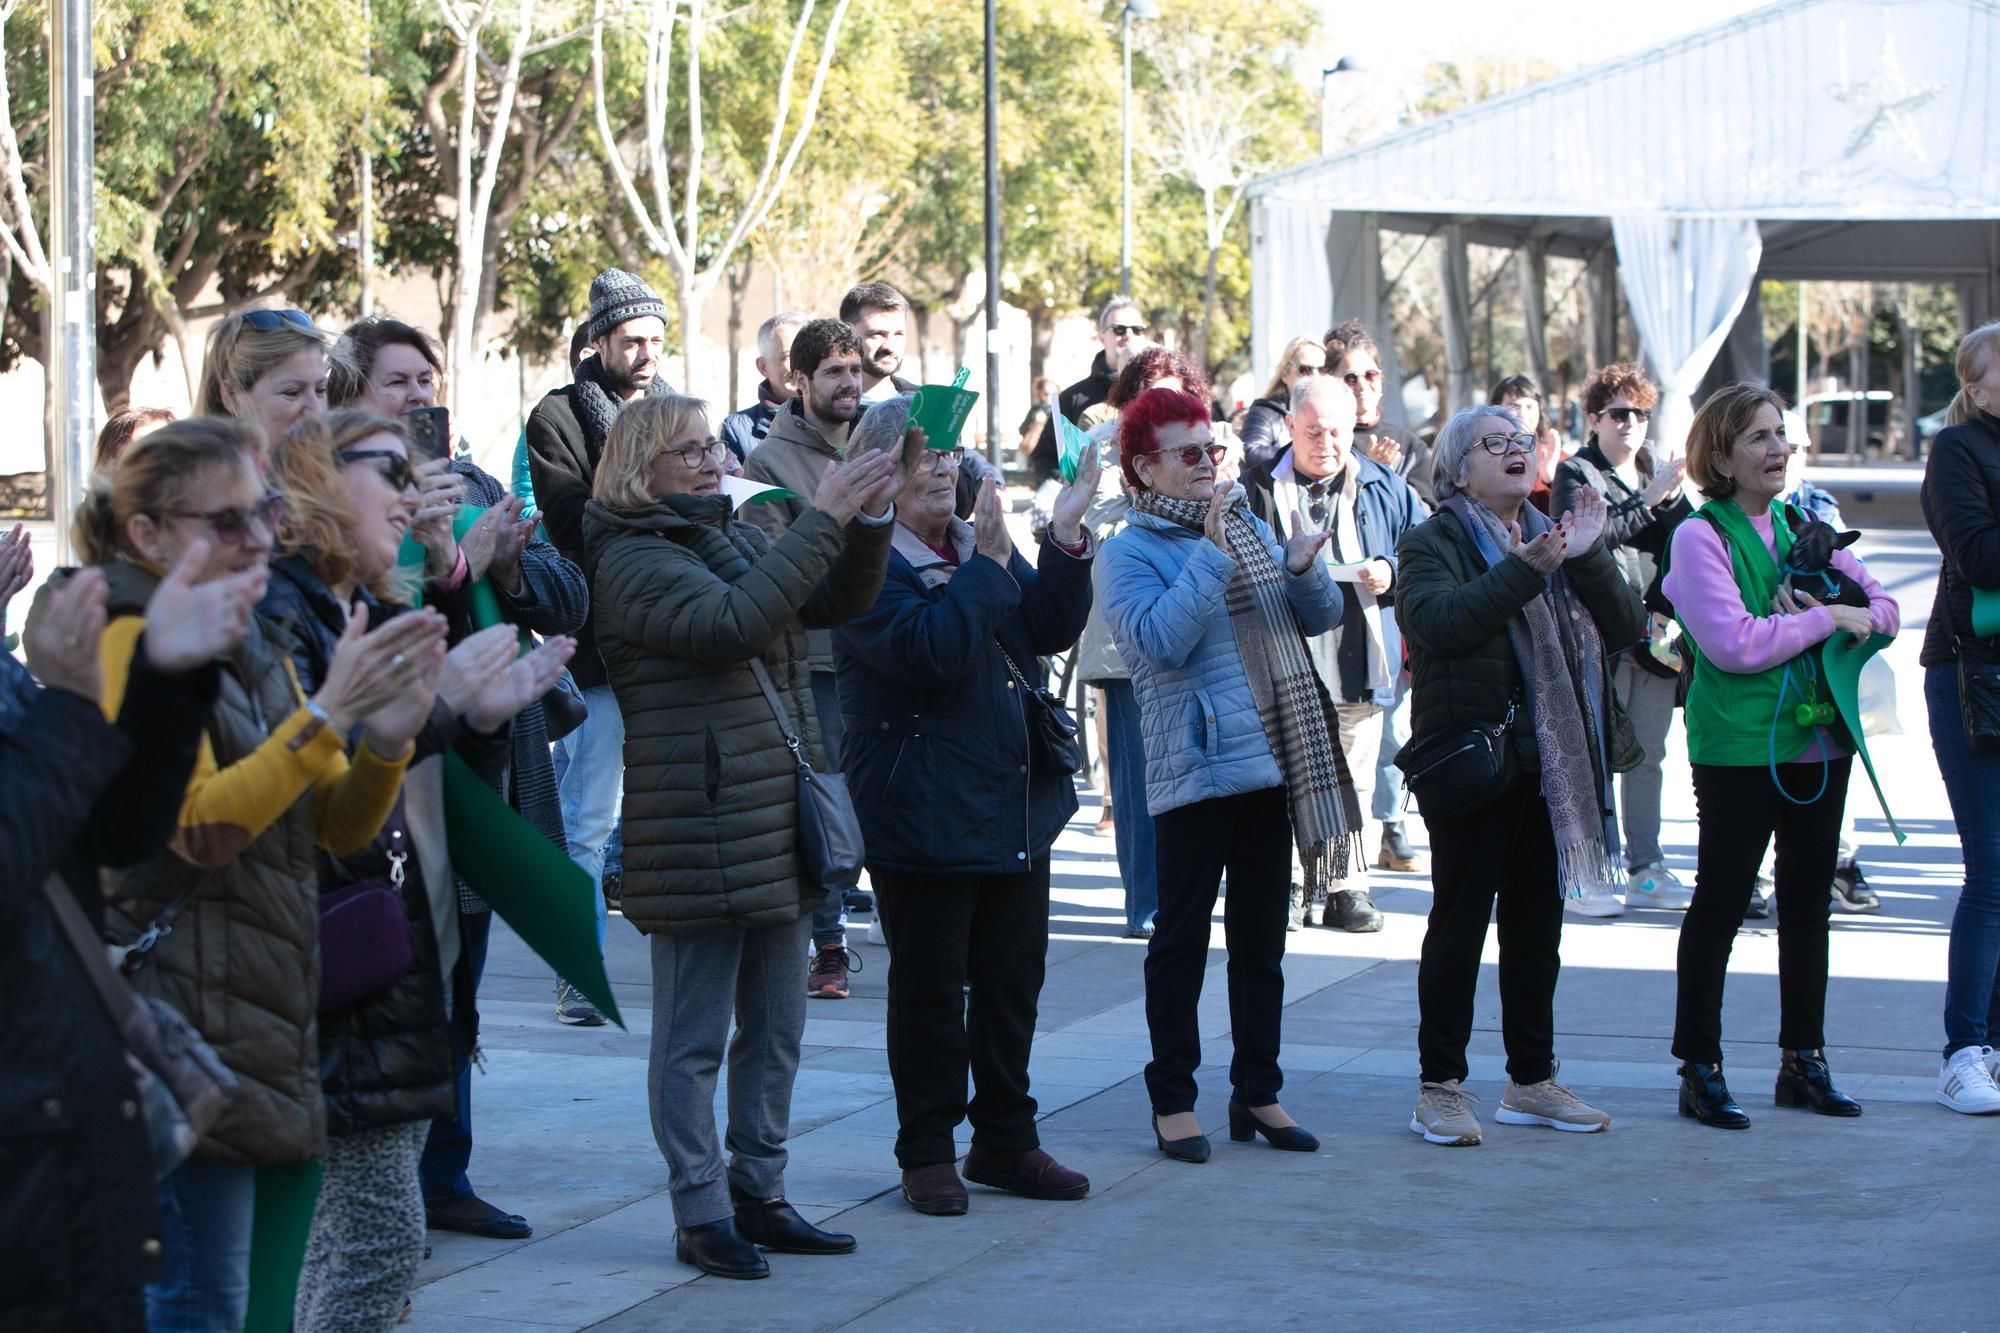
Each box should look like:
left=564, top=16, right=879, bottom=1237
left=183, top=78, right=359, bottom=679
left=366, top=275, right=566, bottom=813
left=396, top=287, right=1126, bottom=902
left=1972, top=586, right=2000, bottom=639
left=401, top=509, right=624, bottom=1026
left=1818, top=629, right=1905, bottom=844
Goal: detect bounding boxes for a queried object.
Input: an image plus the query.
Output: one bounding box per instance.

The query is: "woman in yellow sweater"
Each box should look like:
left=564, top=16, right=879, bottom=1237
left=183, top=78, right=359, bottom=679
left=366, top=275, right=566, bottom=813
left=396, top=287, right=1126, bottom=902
left=75, top=417, right=449, bottom=1332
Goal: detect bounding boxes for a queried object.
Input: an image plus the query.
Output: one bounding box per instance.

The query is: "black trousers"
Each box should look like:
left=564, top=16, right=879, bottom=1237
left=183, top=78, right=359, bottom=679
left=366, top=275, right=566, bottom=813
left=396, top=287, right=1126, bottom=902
left=873, top=858, right=1049, bottom=1169
left=1673, top=758, right=1851, bottom=1064
left=1417, top=778, right=1565, bottom=1086
left=1144, top=785, right=1292, bottom=1114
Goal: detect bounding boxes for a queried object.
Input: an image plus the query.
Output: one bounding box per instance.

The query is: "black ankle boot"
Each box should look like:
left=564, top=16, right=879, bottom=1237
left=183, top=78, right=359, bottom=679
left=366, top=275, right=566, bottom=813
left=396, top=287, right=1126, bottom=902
left=1774, top=1049, right=1862, bottom=1117
left=731, top=1185, right=857, bottom=1254
left=674, top=1217, right=769, bottom=1279
left=1678, top=1061, right=1751, bottom=1129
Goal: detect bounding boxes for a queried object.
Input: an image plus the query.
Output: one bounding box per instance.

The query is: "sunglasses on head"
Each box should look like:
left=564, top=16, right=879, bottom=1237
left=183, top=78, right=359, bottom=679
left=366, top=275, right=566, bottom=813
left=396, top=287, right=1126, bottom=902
left=239, top=308, right=317, bottom=334
left=336, top=448, right=417, bottom=492
left=1107, top=323, right=1146, bottom=337
left=1343, top=369, right=1383, bottom=388
left=160, top=492, right=284, bottom=546
left=1605, top=406, right=1652, bottom=424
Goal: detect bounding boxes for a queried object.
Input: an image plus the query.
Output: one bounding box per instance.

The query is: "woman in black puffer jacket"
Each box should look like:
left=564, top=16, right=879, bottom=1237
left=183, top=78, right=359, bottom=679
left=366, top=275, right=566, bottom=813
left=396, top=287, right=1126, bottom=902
left=263, top=412, right=573, bottom=1332
left=1918, top=321, right=2000, bottom=1114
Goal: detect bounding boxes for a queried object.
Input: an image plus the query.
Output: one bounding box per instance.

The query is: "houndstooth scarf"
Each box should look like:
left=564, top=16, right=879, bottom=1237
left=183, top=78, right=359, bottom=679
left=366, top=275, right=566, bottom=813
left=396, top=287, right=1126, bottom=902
left=1135, top=486, right=1363, bottom=889
left=1442, top=495, right=1619, bottom=899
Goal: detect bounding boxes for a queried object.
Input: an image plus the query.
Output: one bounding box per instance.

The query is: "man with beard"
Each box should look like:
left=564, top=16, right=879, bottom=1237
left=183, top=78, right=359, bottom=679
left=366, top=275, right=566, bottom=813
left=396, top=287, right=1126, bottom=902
left=721, top=310, right=807, bottom=461
left=527, top=267, right=675, bottom=1026
left=1060, top=296, right=1148, bottom=425
left=841, top=283, right=919, bottom=406
left=740, top=318, right=872, bottom=997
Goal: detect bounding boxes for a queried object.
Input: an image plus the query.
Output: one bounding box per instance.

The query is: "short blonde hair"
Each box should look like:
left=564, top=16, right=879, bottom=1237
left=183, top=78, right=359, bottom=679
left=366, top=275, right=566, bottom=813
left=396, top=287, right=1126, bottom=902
left=269, top=410, right=418, bottom=604
left=1946, top=320, right=2000, bottom=427
left=198, top=310, right=329, bottom=438
left=592, top=395, right=713, bottom=510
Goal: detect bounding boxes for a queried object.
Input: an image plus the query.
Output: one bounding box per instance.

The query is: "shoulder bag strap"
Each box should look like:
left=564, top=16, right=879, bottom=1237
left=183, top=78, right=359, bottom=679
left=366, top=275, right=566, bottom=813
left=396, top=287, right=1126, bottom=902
left=747, top=658, right=811, bottom=770
left=38, top=875, right=162, bottom=1058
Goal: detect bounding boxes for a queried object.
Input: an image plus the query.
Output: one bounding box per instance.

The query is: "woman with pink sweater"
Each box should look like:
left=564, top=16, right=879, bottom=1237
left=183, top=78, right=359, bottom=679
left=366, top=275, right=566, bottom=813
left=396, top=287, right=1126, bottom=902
left=1660, top=384, right=1899, bottom=1130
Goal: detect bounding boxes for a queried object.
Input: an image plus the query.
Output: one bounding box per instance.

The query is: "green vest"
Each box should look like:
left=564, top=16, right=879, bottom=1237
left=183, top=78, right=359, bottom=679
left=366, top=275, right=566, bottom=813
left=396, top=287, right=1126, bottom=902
left=1677, top=499, right=1829, bottom=767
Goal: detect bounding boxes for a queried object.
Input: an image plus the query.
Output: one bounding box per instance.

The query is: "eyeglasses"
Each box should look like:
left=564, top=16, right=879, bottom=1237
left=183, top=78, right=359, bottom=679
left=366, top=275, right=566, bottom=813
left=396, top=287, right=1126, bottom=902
left=1342, top=369, right=1383, bottom=388
left=1292, top=363, right=1325, bottom=377
left=239, top=308, right=317, bottom=334
left=337, top=448, right=417, bottom=492
left=1154, top=443, right=1227, bottom=468
left=160, top=492, right=284, bottom=546
left=1475, top=432, right=1537, bottom=456
left=917, top=447, right=966, bottom=474
left=667, top=439, right=729, bottom=470
left=1605, top=406, right=1652, bottom=424
left=1106, top=323, right=1146, bottom=337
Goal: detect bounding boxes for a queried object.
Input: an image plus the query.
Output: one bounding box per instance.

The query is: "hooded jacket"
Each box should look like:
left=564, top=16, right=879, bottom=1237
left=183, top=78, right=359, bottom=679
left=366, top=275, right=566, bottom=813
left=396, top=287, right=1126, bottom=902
left=739, top=401, right=854, bottom=674
left=583, top=493, right=892, bottom=935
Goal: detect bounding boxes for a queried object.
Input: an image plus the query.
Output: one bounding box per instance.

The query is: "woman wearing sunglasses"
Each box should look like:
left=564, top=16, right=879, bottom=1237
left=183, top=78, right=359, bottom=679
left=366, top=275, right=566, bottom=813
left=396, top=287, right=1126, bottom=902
left=1240, top=335, right=1327, bottom=471
left=73, top=418, right=447, bottom=1331
left=1552, top=362, right=1695, bottom=919
left=584, top=395, right=897, bottom=1278
left=259, top=412, right=574, bottom=1330
left=199, top=307, right=330, bottom=461
left=1099, top=387, right=1359, bottom=1164
left=1394, top=406, right=1636, bottom=1147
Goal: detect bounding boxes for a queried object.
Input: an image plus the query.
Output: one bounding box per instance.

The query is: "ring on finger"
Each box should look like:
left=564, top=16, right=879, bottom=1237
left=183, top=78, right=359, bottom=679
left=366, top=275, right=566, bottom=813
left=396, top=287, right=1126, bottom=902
left=391, top=652, right=406, bottom=669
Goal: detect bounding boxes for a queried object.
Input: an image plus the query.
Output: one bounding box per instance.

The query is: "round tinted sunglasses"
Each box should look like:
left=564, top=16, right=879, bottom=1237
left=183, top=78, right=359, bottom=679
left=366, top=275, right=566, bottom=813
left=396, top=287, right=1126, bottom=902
left=337, top=448, right=417, bottom=492
left=1152, top=443, right=1227, bottom=468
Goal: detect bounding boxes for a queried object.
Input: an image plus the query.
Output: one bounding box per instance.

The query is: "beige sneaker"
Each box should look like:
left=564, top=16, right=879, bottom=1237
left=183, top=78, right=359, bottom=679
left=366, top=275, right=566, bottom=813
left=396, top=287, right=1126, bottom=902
left=1496, top=1078, right=1611, bottom=1132
left=1410, top=1080, right=1483, bottom=1146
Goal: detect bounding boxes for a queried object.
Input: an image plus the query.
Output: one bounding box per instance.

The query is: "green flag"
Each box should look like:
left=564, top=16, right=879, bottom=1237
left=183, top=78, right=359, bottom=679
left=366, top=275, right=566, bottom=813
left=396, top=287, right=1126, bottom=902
left=909, top=381, right=980, bottom=451
left=241, top=1160, right=324, bottom=1332
left=1972, top=586, right=2000, bottom=639
left=1818, top=630, right=1904, bottom=844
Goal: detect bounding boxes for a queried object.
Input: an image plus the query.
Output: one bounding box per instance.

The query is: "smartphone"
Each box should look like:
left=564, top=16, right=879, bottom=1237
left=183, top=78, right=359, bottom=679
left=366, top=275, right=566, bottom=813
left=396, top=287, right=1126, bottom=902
left=406, top=406, right=452, bottom=463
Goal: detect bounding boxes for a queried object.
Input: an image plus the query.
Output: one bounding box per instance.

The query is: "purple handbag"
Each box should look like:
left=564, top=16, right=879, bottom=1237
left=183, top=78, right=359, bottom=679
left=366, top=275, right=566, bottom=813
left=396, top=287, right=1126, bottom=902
left=318, top=801, right=417, bottom=1013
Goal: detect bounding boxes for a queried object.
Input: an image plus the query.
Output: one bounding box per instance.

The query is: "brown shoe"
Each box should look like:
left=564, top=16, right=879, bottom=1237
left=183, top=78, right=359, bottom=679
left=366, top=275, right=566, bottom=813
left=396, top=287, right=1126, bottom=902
left=900, top=1163, right=969, bottom=1216
left=961, top=1145, right=1090, bottom=1201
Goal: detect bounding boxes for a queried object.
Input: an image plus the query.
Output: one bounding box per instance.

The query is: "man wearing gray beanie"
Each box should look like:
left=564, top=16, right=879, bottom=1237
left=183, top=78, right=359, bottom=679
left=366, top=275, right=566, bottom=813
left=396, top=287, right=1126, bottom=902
left=526, top=266, right=677, bottom=1027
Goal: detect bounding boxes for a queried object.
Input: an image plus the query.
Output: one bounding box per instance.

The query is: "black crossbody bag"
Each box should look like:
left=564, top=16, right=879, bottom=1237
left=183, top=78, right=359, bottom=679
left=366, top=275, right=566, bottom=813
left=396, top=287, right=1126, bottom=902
left=1393, top=696, right=1520, bottom=814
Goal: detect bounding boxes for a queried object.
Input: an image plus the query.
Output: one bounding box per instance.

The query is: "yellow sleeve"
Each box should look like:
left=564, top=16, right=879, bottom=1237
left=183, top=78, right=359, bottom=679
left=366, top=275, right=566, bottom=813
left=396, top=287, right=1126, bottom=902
left=97, top=615, right=144, bottom=722
left=310, top=736, right=412, bottom=856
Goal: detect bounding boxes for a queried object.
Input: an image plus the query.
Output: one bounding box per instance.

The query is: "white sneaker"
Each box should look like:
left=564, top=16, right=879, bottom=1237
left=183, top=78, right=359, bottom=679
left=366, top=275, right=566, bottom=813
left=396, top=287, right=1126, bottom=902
left=1625, top=864, right=1694, bottom=910
left=1937, top=1046, right=2000, bottom=1114
left=867, top=914, right=890, bottom=948
left=1564, top=882, right=1625, bottom=918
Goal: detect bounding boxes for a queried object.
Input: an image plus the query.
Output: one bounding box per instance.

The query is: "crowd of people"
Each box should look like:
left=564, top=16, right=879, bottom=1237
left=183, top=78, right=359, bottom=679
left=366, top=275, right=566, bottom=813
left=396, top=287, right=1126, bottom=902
left=5, top=257, right=2000, bottom=1327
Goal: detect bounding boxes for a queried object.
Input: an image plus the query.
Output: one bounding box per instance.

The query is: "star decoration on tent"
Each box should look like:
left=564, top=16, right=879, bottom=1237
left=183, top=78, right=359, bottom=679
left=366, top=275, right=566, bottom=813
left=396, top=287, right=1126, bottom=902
left=1827, top=33, right=1942, bottom=161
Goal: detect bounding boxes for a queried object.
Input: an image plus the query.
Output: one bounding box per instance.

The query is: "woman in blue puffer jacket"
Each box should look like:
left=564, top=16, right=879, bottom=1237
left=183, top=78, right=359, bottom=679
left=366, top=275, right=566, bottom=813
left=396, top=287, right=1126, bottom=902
left=1099, top=387, right=1362, bottom=1164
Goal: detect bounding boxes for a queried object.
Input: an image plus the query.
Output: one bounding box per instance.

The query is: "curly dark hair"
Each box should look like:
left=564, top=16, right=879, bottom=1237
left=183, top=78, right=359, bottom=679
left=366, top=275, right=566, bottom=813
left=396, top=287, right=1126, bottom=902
left=1581, top=361, right=1659, bottom=417
left=1107, top=345, right=1211, bottom=410
left=789, top=318, right=862, bottom=381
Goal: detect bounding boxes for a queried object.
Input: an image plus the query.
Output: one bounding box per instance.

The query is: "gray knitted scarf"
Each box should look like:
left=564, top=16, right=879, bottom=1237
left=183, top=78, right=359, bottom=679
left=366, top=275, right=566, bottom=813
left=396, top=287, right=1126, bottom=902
left=1135, top=486, right=1363, bottom=889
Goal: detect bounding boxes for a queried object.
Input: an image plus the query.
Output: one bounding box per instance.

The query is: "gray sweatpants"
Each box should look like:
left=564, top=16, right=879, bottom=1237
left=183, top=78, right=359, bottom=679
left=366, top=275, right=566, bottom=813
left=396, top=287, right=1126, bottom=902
left=648, top=915, right=811, bottom=1227
left=294, top=1120, right=428, bottom=1333
left=1612, top=653, right=1679, bottom=871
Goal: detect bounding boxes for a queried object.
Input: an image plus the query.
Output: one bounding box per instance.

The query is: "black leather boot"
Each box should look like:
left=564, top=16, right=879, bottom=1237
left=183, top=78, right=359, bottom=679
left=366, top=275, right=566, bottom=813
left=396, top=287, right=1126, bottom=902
left=673, top=1217, right=770, bottom=1279
left=1678, top=1061, right=1751, bottom=1129
left=1774, top=1049, right=1862, bottom=1117
left=731, top=1185, right=857, bottom=1253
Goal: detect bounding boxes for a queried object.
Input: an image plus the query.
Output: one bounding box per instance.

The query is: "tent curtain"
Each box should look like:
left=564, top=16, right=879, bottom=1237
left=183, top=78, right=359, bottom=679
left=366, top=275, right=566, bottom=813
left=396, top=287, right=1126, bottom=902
left=1611, top=215, right=1763, bottom=457
left=1251, top=200, right=1333, bottom=391
left=1325, top=210, right=1410, bottom=427
left=1440, top=221, right=1474, bottom=415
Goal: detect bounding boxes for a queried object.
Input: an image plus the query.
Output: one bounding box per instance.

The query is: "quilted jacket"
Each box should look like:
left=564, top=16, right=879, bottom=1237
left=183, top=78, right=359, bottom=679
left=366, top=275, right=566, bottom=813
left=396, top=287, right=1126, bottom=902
left=1098, top=506, right=1342, bottom=816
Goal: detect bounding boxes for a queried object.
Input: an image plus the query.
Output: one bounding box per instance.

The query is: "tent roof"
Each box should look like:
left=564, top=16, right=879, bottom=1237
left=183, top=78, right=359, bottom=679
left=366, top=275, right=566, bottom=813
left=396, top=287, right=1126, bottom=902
left=1247, top=0, right=2000, bottom=222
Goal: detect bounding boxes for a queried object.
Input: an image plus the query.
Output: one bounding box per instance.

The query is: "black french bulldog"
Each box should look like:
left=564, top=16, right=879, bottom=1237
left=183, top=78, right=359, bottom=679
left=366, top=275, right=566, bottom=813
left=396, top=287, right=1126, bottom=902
left=1782, top=507, right=1869, bottom=609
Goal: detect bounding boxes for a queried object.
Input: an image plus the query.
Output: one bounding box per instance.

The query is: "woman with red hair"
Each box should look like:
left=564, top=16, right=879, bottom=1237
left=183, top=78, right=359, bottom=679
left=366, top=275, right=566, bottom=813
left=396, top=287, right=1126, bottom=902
left=1098, top=387, right=1361, bottom=1163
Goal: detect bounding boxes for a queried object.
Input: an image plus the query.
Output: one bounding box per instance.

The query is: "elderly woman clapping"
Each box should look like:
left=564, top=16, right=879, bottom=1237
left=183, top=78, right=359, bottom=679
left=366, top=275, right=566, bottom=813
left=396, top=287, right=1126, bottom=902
left=1394, top=406, right=1640, bottom=1148
left=1098, top=387, right=1362, bottom=1164
left=584, top=395, right=898, bottom=1279
left=833, top=393, right=1098, bottom=1218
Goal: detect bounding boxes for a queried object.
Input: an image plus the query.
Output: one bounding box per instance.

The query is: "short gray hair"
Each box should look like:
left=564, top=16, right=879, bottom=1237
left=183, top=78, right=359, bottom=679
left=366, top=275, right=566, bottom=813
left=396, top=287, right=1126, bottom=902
left=850, top=391, right=916, bottom=468
left=757, top=311, right=808, bottom=362
left=1431, top=404, right=1526, bottom=504
left=1097, top=294, right=1143, bottom=330
left=1289, top=374, right=1356, bottom=416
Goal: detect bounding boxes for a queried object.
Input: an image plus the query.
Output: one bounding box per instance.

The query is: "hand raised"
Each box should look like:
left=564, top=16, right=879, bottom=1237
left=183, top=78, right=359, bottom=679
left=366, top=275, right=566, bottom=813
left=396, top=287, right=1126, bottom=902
left=1363, top=433, right=1401, bottom=468
left=814, top=449, right=901, bottom=524
left=311, top=606, right=449, bottom=735
left=465, top=635, right=576, bottom=734
left=1516, top=526, right=1566, bottom=575
left=1283, top=505, right=1335, bottom=575
left=411, top=458, right=465, bottom=570
left=0, top=523, right=32, bottom=615
left=1203, top=485, right=1234, bottom=555
left=359, top=632, right=447, bottom=755
left=1561, top=487, right=1609, bottom=552
left=437, top=624, right=521, bottom=716
left=1643, top=456, right=1687, bottom=506
left=23, top=568, right=107, bottom=701
left=143, top=540, right=267, bottom=673
left=1048, top=439, right=1102, bottom=546
left=973, top=476, right=1016, bottom=566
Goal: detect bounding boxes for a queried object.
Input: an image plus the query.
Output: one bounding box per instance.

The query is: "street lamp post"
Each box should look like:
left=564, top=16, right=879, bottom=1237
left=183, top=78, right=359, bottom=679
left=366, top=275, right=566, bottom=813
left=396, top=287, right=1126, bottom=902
left=1319, top=56, right=1360, bottom=156
left=983, top=0, right=1001, bottom=468
left=49, top=0, right=94, bottom=564
left=1119, top=0, right=1159, bottom=295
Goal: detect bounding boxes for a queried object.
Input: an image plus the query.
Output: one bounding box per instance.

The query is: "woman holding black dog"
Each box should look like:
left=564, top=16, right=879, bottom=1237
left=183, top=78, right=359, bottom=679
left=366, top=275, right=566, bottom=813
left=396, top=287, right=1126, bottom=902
left=1661, top=384, right=1898, bottom=1130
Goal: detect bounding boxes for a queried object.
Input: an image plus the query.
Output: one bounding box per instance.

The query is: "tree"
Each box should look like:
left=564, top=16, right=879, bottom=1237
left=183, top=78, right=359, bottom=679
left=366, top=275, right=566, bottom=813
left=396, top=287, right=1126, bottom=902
left=590, top=0, right=855, bottom=387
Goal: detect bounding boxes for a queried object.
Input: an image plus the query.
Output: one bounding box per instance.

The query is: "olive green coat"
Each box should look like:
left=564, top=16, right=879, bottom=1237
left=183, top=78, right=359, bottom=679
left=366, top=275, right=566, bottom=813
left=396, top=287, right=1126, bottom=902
left=583, top=495, right=892, bottom=936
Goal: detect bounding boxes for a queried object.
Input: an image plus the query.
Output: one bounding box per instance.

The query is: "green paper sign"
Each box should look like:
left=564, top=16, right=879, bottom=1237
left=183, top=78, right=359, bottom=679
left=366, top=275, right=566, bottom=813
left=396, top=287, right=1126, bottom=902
left=242, top=1160, right=324, bottom=1332
left=1819, top=629, right=1904, bottom=844
left=910, top=383, right=980, bottom=452
left=1972, top=586, right=2000, bottom=638
left=1055, top=415, right=1093, bottom=485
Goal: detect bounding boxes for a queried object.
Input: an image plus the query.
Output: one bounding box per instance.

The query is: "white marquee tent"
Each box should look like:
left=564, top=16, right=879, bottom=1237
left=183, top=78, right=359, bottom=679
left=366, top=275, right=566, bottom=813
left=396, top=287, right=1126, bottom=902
left=1245, top=0, right=2000, bottom=445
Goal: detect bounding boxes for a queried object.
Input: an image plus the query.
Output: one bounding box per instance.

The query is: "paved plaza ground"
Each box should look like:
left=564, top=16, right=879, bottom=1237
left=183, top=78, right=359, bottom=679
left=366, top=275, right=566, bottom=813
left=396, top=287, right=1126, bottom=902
left=399, top=519, right=1996, bottom=1332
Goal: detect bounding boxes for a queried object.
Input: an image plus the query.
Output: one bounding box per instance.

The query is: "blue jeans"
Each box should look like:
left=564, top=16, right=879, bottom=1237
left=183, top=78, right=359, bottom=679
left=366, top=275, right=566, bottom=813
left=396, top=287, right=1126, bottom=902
left=554, top=684, right=623, bottom=949
left=146, top=1158, right=256, bottom=1332
left=809, top=671, right=849, bottom=950
left=1374, top=674, right=1412, bottom=825
left=421, top=908, right=492, bottom=1203
left=1102, top=680, right=1157, bottom=932
left=1928, top=666, right=2000, bottom=1058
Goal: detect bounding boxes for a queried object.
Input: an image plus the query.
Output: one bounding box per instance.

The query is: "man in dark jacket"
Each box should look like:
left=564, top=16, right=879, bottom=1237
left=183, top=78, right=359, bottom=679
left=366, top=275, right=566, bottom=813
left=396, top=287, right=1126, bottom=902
left=1248, top=377, right=1427, bottom=933
left=720, top=311, right=806, bottom=461
left=1059, top=295, right=1147, bottom=424
left=526, top=267, right=676, bottom=1022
